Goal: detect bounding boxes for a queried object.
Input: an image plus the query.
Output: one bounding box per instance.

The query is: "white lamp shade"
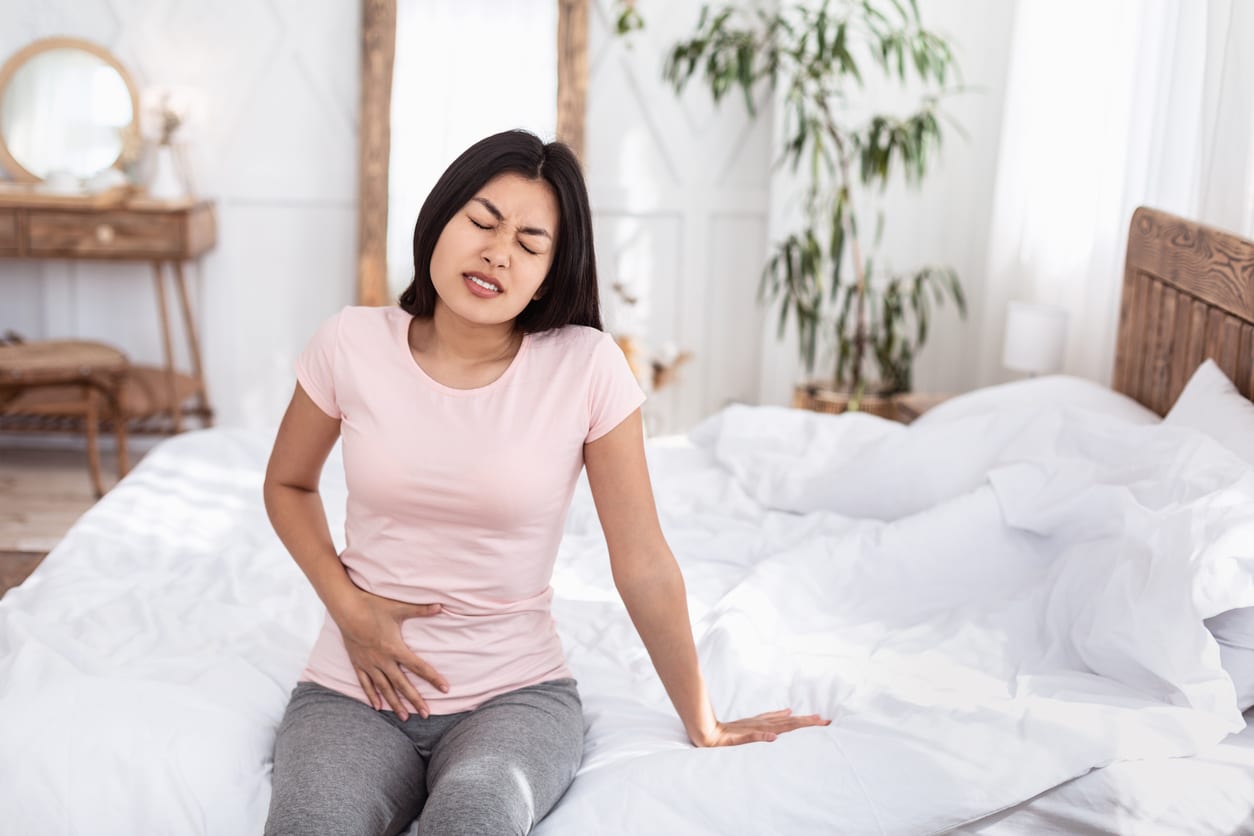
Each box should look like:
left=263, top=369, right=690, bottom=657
left=1002, top=301, right=1069, bottom=375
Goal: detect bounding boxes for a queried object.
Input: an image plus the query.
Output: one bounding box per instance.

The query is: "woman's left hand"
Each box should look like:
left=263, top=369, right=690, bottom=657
left=691, top=708, right=832, bottom=747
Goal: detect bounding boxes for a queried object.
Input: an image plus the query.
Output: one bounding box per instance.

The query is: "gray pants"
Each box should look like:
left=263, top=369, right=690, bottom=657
left=264, top=678, right=584, bottom=836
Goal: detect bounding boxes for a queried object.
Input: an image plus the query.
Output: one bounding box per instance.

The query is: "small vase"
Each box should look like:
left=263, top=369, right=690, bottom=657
left=147, top=144, right=184, bottom=200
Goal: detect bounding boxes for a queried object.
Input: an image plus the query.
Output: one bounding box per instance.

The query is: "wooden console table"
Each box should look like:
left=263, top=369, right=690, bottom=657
left=0, top=193, right=216, bottom=435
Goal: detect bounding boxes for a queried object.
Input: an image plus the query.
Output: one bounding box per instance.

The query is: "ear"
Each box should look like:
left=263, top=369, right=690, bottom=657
left=532, top=285, right=546, bottom=301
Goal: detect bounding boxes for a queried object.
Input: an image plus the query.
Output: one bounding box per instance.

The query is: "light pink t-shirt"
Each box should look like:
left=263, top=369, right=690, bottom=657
left=294, top=305, right=645, bottom=713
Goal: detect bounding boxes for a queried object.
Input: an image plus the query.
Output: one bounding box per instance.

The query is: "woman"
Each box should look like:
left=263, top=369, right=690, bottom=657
left=263, top=129, right=829, bottom=835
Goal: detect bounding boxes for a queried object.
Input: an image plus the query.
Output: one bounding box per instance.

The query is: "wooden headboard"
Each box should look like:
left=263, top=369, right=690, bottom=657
left=1112, top=206, right=1254, bottom=415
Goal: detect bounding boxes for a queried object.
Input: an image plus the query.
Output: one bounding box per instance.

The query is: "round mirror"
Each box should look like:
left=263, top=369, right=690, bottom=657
left=0, top=37, right=139, bottom=183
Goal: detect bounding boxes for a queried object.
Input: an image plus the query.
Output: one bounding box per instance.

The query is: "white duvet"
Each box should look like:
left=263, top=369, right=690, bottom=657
left=1, top=394, right=1252, bottom=835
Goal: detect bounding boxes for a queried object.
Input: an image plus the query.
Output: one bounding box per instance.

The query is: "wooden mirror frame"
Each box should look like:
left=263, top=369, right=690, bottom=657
left=356, top=0, right=587, bottom=305
left=0, top=36, right=141, bottom=184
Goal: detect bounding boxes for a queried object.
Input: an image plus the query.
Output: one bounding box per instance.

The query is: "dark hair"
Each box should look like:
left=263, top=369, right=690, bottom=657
left=398, top=129, right=602, bottom=332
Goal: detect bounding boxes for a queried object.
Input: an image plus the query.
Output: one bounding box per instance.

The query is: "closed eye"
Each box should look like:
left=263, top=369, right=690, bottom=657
left=469, top=215, right=541, bottom=255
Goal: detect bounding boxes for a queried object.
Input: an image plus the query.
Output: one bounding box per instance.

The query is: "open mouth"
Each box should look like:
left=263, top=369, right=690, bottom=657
left=464, top=273, right=502, bottom=295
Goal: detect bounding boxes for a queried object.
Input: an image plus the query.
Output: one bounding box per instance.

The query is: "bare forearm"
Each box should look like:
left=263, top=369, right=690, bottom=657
left=263, top=482, right=361, bottom=621
left=614, top=553, right=718, bottom=745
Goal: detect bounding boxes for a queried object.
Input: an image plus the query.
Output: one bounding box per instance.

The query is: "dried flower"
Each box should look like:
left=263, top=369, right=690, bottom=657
left=140, top=86, right=199, bottom=146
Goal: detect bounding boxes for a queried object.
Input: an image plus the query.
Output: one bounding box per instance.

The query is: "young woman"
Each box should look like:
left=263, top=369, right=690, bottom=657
left=263, top=129, right=829, bottom=835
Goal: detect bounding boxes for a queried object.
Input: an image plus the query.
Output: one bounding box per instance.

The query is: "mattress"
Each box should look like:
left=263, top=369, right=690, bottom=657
left=2, top=382, right=1254, bottom=834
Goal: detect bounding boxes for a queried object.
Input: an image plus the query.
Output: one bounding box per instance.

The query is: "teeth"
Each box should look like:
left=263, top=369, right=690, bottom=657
left=468, top=275, right=500, bottom=292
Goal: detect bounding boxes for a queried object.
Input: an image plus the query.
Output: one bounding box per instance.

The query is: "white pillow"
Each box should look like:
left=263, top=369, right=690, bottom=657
left=1164, top=359, right=1254, bottom=466
left=1208, top=609, right=1254, bottom=712
left=912, top=374, right=1159, bottom=429
left=1168, top=363, right=1254, bottom=711
left=1217, top=643, right=1254, bottom=713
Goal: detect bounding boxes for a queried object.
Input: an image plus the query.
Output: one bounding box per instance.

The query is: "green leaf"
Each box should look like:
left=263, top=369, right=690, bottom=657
left=816, top=7, right=828, bottom=61
left=828, top=197, right=846, bottom=299
left=950, top=268, right=967, bottom=315
left=656, top=0, right=964, bottom=392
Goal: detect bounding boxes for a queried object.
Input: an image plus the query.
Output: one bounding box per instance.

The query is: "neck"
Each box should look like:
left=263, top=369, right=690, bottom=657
left=411, top=301, right=520, bottom=364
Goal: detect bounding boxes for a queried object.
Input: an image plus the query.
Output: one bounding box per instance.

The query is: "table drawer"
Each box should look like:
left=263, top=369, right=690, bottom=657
left=27, top=210, right=182, bottom=259
left=0, top=209, right=17, bottom=255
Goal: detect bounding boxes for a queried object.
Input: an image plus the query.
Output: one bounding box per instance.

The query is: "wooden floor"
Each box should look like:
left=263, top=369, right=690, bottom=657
left=0, top=444, right=145, bottom=598
left=0, top=549, right=47, bottom=596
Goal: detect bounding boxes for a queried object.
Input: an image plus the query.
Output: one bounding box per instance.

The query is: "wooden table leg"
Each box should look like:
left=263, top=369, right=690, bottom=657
left=152, top=261, right=183, bottom=433
left=84, top=386, right=105, bottom=498
left=106, top=370, right=129, bottom=478
left=172, top=260, right=213, bottom=427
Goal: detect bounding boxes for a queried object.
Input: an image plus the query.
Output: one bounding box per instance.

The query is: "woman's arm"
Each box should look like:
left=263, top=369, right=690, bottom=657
left=264, top=383, right=357, bottom=619
left=264, top=383, right=448, bottom=720
left=583, top=409, right=830, bottom=747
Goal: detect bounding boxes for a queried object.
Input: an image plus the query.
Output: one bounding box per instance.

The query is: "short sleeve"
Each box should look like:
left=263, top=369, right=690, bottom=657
left=295, top=310, right=344, bottom=419
left=586, top=332, right=647, bottom=443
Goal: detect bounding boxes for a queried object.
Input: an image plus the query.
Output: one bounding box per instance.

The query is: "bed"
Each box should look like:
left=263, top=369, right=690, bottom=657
left=2, top=206, right=1254, bottom=835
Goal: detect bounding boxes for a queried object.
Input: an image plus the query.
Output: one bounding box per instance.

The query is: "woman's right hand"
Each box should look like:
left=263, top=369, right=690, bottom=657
left=334, top=589, right=449, bottom=721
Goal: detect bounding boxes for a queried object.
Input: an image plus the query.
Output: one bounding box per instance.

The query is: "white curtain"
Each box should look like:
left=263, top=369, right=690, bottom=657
left=387, top=0, right=558, bottom=298
left=972, top=0, right=1254, bottom=387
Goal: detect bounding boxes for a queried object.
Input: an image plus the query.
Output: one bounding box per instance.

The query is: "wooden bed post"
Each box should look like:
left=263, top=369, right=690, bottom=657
left=556, top=0, right=588, bottom=161
left=355, top=1, right=586, bottom=304
left=358, top=0, right=396, bottom=307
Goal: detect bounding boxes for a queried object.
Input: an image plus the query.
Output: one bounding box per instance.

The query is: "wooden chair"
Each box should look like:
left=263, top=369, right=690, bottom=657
left=0, top=339, right=130, bottom=497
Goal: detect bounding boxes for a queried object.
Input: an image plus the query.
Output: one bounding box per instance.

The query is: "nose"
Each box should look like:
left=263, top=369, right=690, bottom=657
left=482, top=246, right=508, bottom=269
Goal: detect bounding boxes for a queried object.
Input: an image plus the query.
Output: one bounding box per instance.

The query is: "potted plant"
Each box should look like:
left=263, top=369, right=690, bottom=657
left=615, top=0, right=967, bottom=416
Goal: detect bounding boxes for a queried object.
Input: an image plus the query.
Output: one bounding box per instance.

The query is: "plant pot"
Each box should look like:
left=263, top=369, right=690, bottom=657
left=791, top=383, right=900, bottom=420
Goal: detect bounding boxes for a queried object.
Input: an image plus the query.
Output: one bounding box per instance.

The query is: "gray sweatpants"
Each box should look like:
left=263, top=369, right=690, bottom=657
left=264, top=677, right=584, bottom=836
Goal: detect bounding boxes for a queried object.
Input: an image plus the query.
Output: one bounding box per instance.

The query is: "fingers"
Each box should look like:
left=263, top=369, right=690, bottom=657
left=410, top=602, right=442, bottom=617
left=392, top=600, right=441, bottom=618
left=353, top=654, right=443, bottom=720
left=402, top=649, right=450, bottom=695
left=765, top=715, right=830, bottom=735
left=759, top=708, right=829, bottom=725
left=391, top=664, right=432, bottom=720
left=713, top=710, right=833, bottom=747
left=355, top=664, right=432, bottom=721
left=341, top=596, right=447, bottom=718
left=370, top=669, right=410, bottom=720
left=355, top=668, right=382, bottom=712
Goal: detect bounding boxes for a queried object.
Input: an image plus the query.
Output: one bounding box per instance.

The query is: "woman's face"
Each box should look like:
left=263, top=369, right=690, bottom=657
left=428, top=172, right=559, bottom=328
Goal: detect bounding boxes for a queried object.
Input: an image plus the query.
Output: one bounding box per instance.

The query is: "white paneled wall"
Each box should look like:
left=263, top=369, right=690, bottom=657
left=0, top=0, right=1017, bottom=436
left=588, top=0, right=1016, bottom=429
left=0, top=0, right=359, bottom=430
left=585, top=0, right=771, bottom=434
left=757, top=0, right=1018, bottom=405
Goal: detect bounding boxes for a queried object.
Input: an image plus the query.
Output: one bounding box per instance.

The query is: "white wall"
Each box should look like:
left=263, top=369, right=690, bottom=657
left=1, top=0, right=1018, bottom=438
left=586, top=0, right=1020, bottom=424
left=757, top=0, right=1019, bottom=406
left=0, top=1, right=359, bottom=430
left=584, top=0, right=773, bottom=434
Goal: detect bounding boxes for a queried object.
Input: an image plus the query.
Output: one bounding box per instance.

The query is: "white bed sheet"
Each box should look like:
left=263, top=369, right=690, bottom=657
left=1, top=390, right=1253, bottom=835
left=956, top=709, right=1254, bottom=835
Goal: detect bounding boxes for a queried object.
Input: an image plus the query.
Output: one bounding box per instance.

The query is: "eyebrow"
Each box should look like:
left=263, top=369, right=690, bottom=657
left=471, top=197, right=552, bottom=239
